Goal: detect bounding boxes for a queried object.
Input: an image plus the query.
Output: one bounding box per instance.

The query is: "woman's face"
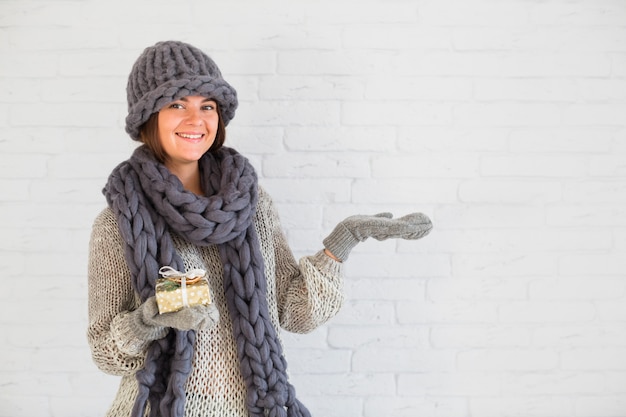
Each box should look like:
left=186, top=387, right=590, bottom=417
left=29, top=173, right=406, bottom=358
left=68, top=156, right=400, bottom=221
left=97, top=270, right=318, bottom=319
left=157, top=95, right=219, bottom=169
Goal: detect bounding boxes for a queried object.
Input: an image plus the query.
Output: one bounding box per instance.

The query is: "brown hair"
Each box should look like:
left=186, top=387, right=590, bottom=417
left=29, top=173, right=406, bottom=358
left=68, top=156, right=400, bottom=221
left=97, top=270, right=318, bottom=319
left=139, top=105, right=227, bottom=164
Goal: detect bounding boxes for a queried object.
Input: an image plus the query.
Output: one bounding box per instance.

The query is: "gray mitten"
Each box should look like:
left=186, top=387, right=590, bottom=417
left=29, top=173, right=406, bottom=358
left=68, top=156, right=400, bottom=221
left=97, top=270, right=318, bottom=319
left=323, top=212, right=432, bottom=262
left=129, top=296, right=219, bottom=340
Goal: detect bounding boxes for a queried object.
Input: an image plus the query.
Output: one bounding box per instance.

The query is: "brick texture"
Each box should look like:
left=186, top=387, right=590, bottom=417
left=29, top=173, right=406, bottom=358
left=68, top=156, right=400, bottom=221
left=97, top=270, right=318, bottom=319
left=1, top=1, right=625, bottom=416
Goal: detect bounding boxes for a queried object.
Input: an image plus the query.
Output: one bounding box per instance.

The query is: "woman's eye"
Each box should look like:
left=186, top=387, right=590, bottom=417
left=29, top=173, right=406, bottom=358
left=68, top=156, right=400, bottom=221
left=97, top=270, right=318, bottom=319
left=169, top=103, right=184, bottom=109
left=202, top=105, right=214, bottom=111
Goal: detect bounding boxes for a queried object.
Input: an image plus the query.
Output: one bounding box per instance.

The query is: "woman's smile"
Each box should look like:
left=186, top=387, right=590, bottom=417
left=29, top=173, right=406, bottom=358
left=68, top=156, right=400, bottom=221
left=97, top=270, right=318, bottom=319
left=176, top=132, right=205, bottom=141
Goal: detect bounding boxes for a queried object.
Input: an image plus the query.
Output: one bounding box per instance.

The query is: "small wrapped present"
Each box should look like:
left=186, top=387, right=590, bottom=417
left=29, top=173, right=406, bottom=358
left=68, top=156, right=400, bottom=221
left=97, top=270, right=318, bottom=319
left=155, top=266, right=212, bottom=314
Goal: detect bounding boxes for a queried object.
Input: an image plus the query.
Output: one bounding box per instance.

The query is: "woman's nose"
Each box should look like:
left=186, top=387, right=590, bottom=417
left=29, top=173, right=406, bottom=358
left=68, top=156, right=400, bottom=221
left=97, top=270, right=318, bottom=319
left=185, top=108, right=202, bottom=124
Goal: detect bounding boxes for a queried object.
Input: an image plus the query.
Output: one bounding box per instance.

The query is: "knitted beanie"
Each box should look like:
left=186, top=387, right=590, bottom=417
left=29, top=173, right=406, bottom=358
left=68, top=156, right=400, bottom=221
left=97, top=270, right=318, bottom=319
left=125, top=40, right=238, bottom=140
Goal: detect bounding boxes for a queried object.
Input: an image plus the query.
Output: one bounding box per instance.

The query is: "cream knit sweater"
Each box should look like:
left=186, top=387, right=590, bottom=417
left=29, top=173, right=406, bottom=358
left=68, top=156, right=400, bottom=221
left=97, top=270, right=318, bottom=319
left=87, top=187, right=344, bottom=416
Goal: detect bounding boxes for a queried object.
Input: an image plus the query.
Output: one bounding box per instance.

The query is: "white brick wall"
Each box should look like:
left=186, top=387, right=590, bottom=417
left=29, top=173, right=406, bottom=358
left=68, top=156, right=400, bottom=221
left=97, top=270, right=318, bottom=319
left=1, top=0, right=625, bottom=416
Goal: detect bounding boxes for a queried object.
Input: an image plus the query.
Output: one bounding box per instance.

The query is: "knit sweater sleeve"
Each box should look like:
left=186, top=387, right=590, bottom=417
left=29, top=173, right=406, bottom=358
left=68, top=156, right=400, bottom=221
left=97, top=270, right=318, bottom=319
left=87, top=208, right=159, bottom=376
left=258, top=188, right=345, bottom=333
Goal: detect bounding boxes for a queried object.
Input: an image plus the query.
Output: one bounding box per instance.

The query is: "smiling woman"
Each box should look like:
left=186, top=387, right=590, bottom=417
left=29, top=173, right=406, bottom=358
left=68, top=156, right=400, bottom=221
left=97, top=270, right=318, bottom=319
left=86, top=40, right=431, bottom=417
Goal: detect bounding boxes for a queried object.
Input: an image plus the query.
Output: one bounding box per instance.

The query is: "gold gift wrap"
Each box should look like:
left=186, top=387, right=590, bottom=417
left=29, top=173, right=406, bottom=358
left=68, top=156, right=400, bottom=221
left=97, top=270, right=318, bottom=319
left=155, top=267, right=212, bottom=314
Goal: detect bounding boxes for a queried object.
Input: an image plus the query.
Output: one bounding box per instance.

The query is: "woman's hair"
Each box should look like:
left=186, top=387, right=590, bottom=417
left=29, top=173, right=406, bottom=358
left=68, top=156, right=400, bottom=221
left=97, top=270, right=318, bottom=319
left=139, top=103, right=227, bottom=164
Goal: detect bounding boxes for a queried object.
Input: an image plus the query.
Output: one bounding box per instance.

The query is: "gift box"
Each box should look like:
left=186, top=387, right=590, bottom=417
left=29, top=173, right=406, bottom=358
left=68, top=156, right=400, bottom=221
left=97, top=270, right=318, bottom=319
left=155, top=266, right=212, bottom=314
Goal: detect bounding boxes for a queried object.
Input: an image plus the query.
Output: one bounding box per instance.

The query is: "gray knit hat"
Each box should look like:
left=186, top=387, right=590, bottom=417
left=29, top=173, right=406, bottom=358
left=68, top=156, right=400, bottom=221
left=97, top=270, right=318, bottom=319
left=125, top=40, right=238, bottom=140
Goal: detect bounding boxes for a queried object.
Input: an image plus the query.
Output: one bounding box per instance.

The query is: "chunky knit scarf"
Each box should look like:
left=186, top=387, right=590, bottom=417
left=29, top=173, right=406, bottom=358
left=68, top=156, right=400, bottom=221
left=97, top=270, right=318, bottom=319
left=103, top=145, right=310, bottom=417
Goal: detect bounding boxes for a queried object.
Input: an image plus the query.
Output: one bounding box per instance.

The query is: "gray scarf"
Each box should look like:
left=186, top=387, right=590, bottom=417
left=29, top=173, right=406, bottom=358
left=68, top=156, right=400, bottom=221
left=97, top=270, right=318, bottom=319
left=104, top=145, right=310, bottom=417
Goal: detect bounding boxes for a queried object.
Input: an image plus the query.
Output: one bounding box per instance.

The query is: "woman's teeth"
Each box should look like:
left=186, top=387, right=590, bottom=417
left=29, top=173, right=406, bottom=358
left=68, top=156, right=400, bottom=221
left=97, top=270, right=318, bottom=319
left=177, top=133, right=203, bottom=139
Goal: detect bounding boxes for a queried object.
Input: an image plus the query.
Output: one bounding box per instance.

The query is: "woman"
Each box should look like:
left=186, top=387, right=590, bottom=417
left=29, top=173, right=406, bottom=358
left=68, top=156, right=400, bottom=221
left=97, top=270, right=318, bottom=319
left=87, top=40, right=432, bottom=417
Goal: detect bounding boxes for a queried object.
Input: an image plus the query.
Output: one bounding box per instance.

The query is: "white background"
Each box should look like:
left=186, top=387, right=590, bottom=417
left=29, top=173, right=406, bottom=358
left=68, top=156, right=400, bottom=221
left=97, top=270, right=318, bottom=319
left=1, top=0, right=626, bottom=416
